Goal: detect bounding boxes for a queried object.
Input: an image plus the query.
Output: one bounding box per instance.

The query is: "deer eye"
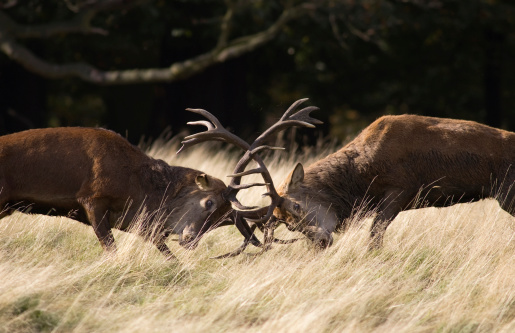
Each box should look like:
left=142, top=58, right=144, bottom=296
left=205, top=199, right=214, bottom=209
left=293, top=203, right=301, bottom=212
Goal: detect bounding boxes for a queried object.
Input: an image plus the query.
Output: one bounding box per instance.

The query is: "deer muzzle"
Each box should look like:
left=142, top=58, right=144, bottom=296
left=179, top=232, right=199, bottom=249
left=302, top=226, right=333, bottom=249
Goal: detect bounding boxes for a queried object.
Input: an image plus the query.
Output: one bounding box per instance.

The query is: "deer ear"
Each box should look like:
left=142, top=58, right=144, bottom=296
left=195, top=174, right=212, bottom=191
left=287, top=163, right=304, bottom=192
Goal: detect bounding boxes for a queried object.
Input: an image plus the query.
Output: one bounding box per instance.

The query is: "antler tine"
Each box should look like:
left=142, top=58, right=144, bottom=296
left=249, top=145, right=285, bottom=155
left=229, top=199, right=258, bottom=211
left=185, top=108, right=224, bottom=128
left=225, top=151, right=281, bottom=209
left=230, top=182, right=268, bottom=190
left=210, top=217, right=263, bottom=259
left=242, top=201, right=275, bottom=223
left=251, top=99, right=322, bottom=149
left=227, top=191, right=281, bottom=224
left=178, top=108, right=250, bottom=154
left=228, top=201, right=269, bottom=215
left=280, top=98, right=309, bottom=120
left=185, top=120, right=215, bottom=131
left=228, top=167, right=264, bottom=178
left=288, top=106, right=324, bottom=126
left=210, top=223, right=260, bottom=259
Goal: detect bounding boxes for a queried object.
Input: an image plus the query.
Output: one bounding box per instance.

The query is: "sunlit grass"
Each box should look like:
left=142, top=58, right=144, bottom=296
left=0, top=138, right=515, bottom=332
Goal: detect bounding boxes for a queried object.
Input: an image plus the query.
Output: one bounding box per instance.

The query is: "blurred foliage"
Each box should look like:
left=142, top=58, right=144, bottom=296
left=0, top=0, right=514, bottom=142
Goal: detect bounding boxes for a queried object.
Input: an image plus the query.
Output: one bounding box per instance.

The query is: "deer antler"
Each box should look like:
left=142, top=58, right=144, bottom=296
left=177, top=108, right=250, bottom=154
left=178, top=98, right=321, bottom=257
left=225, top=98, right=321, bottom=223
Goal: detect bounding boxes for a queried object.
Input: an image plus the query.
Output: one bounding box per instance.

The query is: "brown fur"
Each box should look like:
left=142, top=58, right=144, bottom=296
left=0, top=127, right=229, bottom=257
left=274, top=115, right=515, bottom=248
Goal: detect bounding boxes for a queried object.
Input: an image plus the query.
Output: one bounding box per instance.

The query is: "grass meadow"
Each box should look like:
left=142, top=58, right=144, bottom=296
left=1, top=137, right=515, bottom=332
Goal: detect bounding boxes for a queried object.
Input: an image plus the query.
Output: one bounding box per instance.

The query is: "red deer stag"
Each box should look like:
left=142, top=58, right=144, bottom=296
left=178, top=98, right=322, bottom=257
left=272, top=114, right=515, bottom=249
left=0, top=127, right=230, bottom=258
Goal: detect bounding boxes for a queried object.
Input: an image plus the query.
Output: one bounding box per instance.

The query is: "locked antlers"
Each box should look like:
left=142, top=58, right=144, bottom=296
left=178, top=98, right=321, bottom=256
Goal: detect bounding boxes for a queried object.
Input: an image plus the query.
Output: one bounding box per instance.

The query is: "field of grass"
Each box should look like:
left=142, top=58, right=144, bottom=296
left=1, top=138, right=515, bottom=332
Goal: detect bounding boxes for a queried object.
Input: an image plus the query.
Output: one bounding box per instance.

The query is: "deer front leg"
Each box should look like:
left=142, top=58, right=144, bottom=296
left=369, top=191, right=404, bottom=250
left=82, top=199, right=116, bottom=253
left=152, top=234, right=177, bottom=260
left=369, top=213, right=396, bottom=250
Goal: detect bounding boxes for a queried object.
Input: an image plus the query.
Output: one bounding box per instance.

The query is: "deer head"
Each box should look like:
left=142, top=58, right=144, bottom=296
left=178, top=98, right=322, bottom=257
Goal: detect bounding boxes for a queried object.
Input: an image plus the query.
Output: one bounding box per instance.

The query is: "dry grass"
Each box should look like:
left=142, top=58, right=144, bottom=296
left=1, top=139, right=515, bottom=332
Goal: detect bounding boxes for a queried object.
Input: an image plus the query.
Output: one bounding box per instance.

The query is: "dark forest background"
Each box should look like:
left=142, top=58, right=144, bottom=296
left=0, top=0, right=514, bottom=143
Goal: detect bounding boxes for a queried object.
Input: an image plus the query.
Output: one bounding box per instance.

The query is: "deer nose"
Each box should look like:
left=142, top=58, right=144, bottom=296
left=315, top=233, right=333, bottom=249
left=302, top=226, right=333, bottom=249
left=179, top=233, right=198, bottom=249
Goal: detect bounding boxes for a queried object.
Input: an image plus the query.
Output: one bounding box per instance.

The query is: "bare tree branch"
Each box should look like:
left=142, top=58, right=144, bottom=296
left=64, top=0, right=93, bottom=13
left=216, top=0, right=236, bottom=50
left=0, top=10, right=107, bottom=38
left=65, top=0, right=150, bottom=13
left=0, top=4, right=309, bottom=85
left=0, top=0, right=150, bottom=38
left=328, top=13, right=349, bottom=50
